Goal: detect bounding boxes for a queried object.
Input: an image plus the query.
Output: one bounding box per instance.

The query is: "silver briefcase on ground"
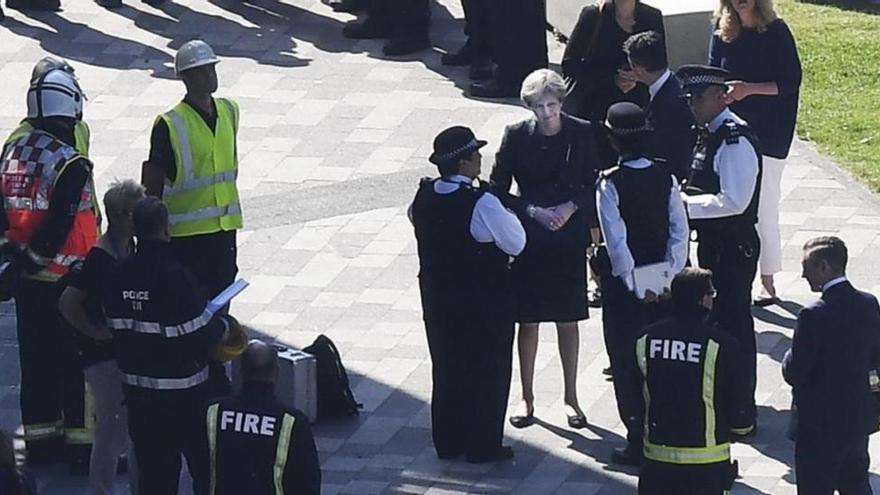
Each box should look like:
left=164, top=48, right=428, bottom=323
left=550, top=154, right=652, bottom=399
left=231, top=345, right=318, bottom=423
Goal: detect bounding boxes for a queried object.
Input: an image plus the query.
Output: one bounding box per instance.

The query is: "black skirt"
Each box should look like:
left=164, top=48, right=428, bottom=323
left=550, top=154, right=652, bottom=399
left=512, top=212, right=589, bottom=323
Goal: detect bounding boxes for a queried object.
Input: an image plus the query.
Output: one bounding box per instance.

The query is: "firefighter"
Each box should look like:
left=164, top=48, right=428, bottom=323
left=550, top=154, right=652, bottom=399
left=636, top=268, right=748, bottom=494
left=0, top=68, right=99, bottom=469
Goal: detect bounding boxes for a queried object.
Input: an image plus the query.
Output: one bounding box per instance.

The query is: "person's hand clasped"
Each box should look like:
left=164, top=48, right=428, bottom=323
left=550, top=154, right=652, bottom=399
left=615, top=70, right=637, bottom=94
left=533, top=207, right=564, bottom=231
left=642, top=289, right=659, bottom=304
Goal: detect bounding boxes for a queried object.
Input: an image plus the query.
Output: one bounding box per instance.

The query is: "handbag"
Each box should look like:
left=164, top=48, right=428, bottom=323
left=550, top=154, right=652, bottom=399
left=563, top=2, right=606, bottom=115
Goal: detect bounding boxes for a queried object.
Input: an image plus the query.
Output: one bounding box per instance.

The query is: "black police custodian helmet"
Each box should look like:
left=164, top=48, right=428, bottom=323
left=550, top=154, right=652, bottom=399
left=676, top=64, right=730, bottom=97
left=604, top=102, right=652, bottom=137
left=429, top=126, right=488, bottom=166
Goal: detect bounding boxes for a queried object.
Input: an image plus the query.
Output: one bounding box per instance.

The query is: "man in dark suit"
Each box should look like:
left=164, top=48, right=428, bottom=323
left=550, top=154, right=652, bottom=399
left=783, top=236, right=880, bottom=495
left=624, top=31, right=695, bottom=182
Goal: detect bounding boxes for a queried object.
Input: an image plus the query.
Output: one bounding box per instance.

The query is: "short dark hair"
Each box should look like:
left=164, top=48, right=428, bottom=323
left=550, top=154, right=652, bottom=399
left=803, top=236, right=848, bottom=272
left=671, top=267, right=714, bottom=314
left=437, top=150, right=475, bottom=177
left=133, top=196, right=169, bottom=239
left=608, top=132, right=649, bottom=157
left=241, top=340, right=279, bottom=383
left=623, top=31, right=668, bottom=73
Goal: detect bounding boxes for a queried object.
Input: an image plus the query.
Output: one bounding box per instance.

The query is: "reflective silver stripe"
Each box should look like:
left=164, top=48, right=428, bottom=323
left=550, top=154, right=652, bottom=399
left=107, top=309, right=213, bottom=338
left=165, top=110, right=196, bottom=190
left=164, top=169, right=239, bottom=197
left=4, top=196, right=49, bottom=210
left=120, top=366, right=210, bottom=390
left=53, top=253, right=84, bottom=267
left=169, top=202, right=242, bottom=226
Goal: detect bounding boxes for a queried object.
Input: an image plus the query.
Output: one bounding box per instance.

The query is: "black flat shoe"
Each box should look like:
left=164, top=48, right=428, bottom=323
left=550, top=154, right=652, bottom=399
left=567, top=413, right=588, bottom=429
left=343, top=19, right=391, bottom=40
left=382, top=37, right=429, bottom=57
left=611, top=445, right=644, bottom=467
left=753, top=295, right=780, bottom=307
left=441, top=42, right=472, bottom=66
left=602, top=366, right=613, bottom=376
left=509, top=413, right=535, bottom=429
left=466, top=446, right=514, bottom=464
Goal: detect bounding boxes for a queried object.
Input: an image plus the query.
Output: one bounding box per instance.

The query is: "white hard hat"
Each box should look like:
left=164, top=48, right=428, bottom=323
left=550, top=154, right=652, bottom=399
left=31, top=56, right=76, bottom=85
left=26, top=69, right=85, bottom=120
left=174, top=40, right=220, bottom=75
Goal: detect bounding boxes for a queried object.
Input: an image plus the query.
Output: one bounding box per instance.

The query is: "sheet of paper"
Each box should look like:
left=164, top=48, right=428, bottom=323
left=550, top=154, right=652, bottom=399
left=632, top=262, right=673, bottom=300
left=207, top=279, right=250, bottom=315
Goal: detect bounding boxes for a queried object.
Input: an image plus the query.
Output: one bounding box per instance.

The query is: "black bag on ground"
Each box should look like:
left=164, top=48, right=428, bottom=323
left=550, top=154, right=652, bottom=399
left=303, top=334, right=362, bottom=420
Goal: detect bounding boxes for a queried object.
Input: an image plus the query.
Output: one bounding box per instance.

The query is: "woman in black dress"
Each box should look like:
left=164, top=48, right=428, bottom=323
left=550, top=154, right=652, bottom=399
left=491, top=69, right=599, bottom=429
left=561, top=0, right=665, bottom=168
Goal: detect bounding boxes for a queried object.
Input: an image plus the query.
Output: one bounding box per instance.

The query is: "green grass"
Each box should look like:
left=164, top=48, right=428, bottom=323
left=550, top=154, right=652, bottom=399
left=778, top=0, right=880, bottom=189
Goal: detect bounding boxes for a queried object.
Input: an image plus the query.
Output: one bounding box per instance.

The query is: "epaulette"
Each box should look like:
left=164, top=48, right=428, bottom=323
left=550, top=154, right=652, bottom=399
left=722, top=120, right=741, bottom=145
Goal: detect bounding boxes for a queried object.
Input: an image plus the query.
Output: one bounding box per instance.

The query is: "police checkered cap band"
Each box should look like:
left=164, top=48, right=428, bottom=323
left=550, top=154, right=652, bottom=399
left=604, top=119, right=652, bottom=136
left=435, top=138, right=480, bottom=163
left=681, top=74, right=726, bottom=87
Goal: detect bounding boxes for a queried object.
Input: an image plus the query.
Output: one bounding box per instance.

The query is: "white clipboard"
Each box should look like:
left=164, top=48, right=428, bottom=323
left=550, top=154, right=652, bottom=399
left=206, top=279, right=250, bottom=315
left=632, top=262, right=673, bottom=300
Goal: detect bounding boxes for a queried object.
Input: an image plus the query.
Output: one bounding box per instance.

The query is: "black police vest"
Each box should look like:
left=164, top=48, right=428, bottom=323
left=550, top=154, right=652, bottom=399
left=605, top=161, right=670, bottom=267
left=410, top=178, right=510, bottom=318
left=637, top=315, right=734, bottom=465
left=688, top=120, right=762, bottom=233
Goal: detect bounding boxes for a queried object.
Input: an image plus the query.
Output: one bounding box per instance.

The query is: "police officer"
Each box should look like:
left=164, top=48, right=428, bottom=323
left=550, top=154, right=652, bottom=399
left=143, top=40, right=242, bottom=394
left=410, top=126, right=525, bottom=462
left=0, top=67, right=99, bottom=469
left=206, top=340, right=321, bottom=494
left=678, top=64, right=762, bottom=437
left=637, top=268, right=747, bottom=494
left=597, top=102, right=689, bottom=466
left=103, top=197, right=240, bottom=494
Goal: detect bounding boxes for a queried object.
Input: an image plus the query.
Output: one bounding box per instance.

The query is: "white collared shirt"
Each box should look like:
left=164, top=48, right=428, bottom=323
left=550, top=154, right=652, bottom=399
left=822, top=276, right=848, bottom=293
left=597, top=158, right=690, bottom=292
left=408, top=175, right=526, bottom=257
left=684, top=108, right=760, bottom=220
left=648, top=69, right=673, bottom=102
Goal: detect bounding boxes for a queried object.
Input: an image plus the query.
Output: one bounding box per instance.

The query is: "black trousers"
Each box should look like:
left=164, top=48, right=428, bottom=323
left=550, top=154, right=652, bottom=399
left=795, top=433, right=872, bottom=495
left=639, top=460, right=736, bottom=494
left=461, top=0, right=491, bottom=59
left=15, top=278, right=90, bottom=458
left=601, top=268, right=667, bottom=449
left=368, top=0, right=431, bottom=40
left=424, top=310, right=514, bottom=458
left=485, top=0, right=548, bottom=87
left=127, top=390, right=210, bottom=495
left=697, top=228, right=759, bottom=430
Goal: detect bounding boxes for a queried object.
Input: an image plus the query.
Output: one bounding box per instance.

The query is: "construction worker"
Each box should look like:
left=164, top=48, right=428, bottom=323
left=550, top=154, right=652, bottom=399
left=103, top=197, right=241, bottom=495
left=205, top=340, right=321, bottom=494
left=142, top=39, right=242, bottom=395
left=636, top=268, right=747, bottom=494
left=0, top=68, right=99, bottom=469
left=679, top=64, right=762, bottom=437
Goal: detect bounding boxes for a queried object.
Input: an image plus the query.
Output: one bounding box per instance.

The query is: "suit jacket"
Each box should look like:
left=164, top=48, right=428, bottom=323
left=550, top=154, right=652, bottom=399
left=490, top=113, right=600, bottom=227
left=646, top=74, right=696, bottom=183
left=784, top=281, right=880, bottom=443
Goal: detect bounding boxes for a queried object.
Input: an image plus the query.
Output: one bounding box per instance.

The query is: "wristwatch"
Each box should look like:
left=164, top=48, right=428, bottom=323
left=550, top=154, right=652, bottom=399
left=526, top=204, right=537, bottom=218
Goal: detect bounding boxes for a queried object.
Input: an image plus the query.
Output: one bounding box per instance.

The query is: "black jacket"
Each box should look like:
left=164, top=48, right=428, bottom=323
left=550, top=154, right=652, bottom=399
left=102, top=239, right=225, bottom=400
left=784, top=281, right=880, bottom=442
left=646, top=74, right=696, bottom=182
left=206, top=381, right=321, bottom=495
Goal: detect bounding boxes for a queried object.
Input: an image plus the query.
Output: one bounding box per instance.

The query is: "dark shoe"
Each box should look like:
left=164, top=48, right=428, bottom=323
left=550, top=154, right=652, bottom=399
left=611, top=445, right=644, bottom=467
left=330, top=0, right=366, bottom=13
left=343, top=19, right=391, bottom=40
left=469, top=79, right=519, bottom=99
left=441, top=42, right=473, bottom=66
left=753, top=295, right=780, bottom=307
left=7, top=0, right=60, bottom=11
left=97, top=0, right=121, bottom=8
left=466, top=446, right=514, bottom=464
left=142, top=0, right=164, bottom=6
left=730, top=423, right=757, bottom=442
left=602, top=366, right=613, bottom=377
left=587, top=289, right=603, bottom=308
left=509, top=412, right=535, bottom=429
left=382, top=37, right=429, bottom=57
left=469, top=61, right=493, bottom=81
left=567, top=412, right=587, bottom=429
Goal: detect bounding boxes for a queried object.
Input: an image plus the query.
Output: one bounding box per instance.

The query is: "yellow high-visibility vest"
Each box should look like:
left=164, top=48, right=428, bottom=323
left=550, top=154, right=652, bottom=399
left=159, top=98, right=243, bottom=238
left=6, top=120, right=91, bottom=157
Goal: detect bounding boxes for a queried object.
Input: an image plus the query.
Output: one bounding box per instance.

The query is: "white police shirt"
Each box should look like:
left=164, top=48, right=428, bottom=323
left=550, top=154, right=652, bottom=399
left=408, top=175, right=526, bottom=257
left=597, top=158, right=689, bottom=292
left=684, top=108, right=760, bottom=220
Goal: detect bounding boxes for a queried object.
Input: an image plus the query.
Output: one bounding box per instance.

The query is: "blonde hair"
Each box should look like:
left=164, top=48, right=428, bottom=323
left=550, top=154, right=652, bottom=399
left=103, top=178, right=146, bottom=216
left=520, top=69, right=567, bottom=108
left=714, top=0, right=779, bottom=43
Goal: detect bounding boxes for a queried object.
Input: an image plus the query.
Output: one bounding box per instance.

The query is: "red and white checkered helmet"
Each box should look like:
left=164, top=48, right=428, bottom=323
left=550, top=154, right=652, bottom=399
left=26, top=68, right=85, bottom=120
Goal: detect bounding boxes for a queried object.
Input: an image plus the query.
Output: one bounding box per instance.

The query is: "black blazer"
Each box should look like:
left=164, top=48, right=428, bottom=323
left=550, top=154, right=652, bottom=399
left=784, top=281, right=880, bottom=442
left=490, top=113, right=600, bottom=227
left=646, top=73, right=696, bottom=183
